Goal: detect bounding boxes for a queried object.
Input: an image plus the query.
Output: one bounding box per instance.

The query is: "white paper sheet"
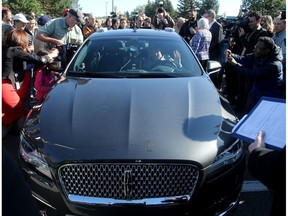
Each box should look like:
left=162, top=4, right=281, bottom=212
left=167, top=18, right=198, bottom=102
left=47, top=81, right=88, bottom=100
left=232, top=97, right=286, bottom=149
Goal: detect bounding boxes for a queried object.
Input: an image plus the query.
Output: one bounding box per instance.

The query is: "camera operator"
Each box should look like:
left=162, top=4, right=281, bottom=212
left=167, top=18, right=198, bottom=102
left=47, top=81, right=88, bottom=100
left=82, top=13, right=98, bottom=39
left=152, top=3, right=174, bottom=30
left=235, top=11, right=269, bottom=114
left=239, top=11, right=269, bottom=55
left=179, top=8, right=198, bottom=43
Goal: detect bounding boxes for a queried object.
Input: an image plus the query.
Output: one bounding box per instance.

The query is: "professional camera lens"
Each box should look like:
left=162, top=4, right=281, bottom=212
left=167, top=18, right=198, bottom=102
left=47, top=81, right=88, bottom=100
left=157, top=8, right=164, bottom=13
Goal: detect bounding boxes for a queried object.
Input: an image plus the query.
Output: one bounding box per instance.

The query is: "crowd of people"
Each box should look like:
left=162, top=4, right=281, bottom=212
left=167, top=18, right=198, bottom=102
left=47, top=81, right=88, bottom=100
left=2, top=5, right=286, bottom=133
left=1, top=5, right=286, bottom=216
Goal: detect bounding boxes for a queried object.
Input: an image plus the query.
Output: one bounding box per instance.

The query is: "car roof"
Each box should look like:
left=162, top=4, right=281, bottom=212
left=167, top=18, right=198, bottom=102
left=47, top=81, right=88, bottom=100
left=89, top=28, right=182, bottom=40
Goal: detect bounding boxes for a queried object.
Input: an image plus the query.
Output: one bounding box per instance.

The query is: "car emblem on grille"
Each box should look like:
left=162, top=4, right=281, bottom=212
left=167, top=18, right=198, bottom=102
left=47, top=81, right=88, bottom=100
left=123, top=169, right=133, bottom=198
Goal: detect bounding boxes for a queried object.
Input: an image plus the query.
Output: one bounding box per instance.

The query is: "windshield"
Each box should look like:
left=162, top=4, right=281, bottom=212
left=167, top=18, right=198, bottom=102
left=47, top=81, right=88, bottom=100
left=66, top=36, right=202, bottom=77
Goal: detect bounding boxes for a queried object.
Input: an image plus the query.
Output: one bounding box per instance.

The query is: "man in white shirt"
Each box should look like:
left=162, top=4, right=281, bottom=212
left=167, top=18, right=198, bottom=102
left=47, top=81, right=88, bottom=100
left=273, top=12, right=286, bottom=82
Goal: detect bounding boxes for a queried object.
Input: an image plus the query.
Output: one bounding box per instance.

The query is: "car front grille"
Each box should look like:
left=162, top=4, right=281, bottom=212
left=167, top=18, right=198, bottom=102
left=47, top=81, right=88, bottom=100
left=58, top=163, right=199, bottom=203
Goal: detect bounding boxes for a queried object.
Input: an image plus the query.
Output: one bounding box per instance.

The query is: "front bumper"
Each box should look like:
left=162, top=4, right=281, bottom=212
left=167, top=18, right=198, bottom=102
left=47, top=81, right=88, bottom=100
left=18, top=145, right=245, bottom=216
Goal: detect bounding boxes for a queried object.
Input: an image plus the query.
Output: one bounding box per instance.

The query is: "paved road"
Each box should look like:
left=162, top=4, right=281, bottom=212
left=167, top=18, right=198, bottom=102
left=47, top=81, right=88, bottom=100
left=2, top=132, right=274, bottom=216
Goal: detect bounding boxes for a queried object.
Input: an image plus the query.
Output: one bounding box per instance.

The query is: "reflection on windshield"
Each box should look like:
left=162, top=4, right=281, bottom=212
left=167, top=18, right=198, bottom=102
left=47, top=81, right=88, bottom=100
left=67, top=37, right=201, bottom=77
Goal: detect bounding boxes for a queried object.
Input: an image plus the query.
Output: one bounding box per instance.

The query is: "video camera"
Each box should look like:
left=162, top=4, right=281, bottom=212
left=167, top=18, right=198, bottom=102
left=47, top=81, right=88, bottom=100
left=110, top=11, right=117, bottom=18
left=224, top=4, right=251, bottom=39
left=157, top=1, right=164, bottom=13
left=131, top=11, right=139, bottom=18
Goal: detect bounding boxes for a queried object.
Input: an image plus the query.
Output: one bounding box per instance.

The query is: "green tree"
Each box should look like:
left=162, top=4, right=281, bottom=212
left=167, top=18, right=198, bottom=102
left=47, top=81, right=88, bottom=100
left=2, top=0, right=42, bottom=15
left=244, top=0, right=286, bottom=17
left=177, top=0, right=200, bottom=18
left=143, top=0, right=155, bottom=19
left=42, top=0, right=72, bottom=18
left=198, top=0, right=220, bottom=16
left=2, top=0, right=72, bottom=18
left=144, top=0, right=176, bottom=19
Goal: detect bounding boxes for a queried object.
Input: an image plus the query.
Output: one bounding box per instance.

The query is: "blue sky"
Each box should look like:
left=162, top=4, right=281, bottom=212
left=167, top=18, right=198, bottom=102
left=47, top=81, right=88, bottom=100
left=78, top=0, right=242, bottom=17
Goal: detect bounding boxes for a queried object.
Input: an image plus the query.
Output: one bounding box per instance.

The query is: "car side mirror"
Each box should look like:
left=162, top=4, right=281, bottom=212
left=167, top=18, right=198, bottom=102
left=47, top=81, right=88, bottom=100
left=206, top=60, right=222, bottom=87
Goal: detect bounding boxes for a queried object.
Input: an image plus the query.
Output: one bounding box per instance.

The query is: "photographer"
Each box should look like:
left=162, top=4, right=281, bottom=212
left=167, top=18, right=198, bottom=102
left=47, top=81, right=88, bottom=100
left=152, top=2, right=174, bottom=30
left=225, top=36, right=283, bottom=116
left=235, top=11, right=269, bottom=114
left=82, top=13, right=98, bottom=39
left=179, top=8, right=198, bottom=43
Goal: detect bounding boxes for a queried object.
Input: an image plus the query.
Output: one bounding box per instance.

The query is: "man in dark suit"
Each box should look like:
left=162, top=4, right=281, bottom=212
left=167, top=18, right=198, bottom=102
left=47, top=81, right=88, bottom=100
left=179, top=7, right=199, bottom=43
left=204, top=9, right=223, bottom=62
left=203, top=9, right=224, bottom=89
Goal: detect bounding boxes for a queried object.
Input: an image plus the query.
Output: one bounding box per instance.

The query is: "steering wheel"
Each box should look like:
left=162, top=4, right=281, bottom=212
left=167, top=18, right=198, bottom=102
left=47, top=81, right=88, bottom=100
left=151, top=59, right=178, bottom=72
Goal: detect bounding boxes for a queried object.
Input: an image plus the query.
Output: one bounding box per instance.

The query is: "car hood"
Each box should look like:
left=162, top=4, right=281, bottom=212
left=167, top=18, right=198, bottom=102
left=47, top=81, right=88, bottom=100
left=31, top=76, right=224, bottom=166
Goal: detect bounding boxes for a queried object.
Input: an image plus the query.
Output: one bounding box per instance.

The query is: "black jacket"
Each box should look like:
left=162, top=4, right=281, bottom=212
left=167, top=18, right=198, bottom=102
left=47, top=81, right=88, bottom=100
left=232, top=45, right=283, bottom=101
left=179, top=19, right=198, bottom=43
left=248, top=146, right=286, bottom=216
left=240, top=27, right=269, bottom=55
left=2, top=46, right=50, bottom=86
left=209, top=21, right=222, bottom=61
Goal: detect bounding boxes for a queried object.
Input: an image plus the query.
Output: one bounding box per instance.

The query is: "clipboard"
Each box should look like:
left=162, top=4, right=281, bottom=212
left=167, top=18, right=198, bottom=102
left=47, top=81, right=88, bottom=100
left=232, top=96, right=286, bottom=149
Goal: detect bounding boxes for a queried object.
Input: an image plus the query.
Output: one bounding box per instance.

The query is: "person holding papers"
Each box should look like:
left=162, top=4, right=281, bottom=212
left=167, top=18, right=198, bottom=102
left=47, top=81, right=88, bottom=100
left=225, top=36, right=284, bottom=117
left=248, top=131, right=286, bottom=216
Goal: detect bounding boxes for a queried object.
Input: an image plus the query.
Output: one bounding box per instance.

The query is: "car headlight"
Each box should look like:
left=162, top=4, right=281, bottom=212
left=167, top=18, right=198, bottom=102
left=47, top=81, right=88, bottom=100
left=208, top=138, right=244, bottom=177
left=20, top=134, right=52, bottom=179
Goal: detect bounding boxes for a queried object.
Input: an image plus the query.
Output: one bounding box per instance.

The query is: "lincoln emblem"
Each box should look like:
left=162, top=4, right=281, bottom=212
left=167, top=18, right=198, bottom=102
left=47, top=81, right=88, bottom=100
left=123, top=169, right=133, bottom=198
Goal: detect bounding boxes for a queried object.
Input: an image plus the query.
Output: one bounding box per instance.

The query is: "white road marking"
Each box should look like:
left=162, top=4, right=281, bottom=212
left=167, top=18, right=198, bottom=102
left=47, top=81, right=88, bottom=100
left=241, top=180, right=268, bottom=192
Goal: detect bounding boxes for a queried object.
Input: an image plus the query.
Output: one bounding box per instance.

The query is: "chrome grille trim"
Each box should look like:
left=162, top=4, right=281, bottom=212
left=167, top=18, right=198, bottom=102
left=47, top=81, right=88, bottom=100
left=68, top=194, right=190, bottom=205
left=58, top=163, right=199, bottom=205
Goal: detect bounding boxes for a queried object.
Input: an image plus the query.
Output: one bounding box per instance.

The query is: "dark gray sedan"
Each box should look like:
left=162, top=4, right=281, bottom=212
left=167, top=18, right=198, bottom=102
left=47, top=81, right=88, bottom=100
left=19, top=28, right=245, bottom=216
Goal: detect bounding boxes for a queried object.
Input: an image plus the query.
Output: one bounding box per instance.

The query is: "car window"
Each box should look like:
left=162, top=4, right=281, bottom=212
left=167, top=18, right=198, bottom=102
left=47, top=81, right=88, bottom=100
left=67, top=36, right=202, bottom=77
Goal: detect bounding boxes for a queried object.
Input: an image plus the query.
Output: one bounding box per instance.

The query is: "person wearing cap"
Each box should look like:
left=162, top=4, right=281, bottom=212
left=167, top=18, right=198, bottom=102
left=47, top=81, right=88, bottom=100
left=35, top=8, right=84, bottom=66
left=63, top=8, right=69, bottom=17
left=33, top=14, right=52, bottom=54
left=13, top=13, right=29, bottom=31
left=36, top=8, right=84, bottom=47
left=179, top=8, right=199, bottom=43
left=37, top=14, right=51, bottom=27
left=152, top=7, right=174, bottom=30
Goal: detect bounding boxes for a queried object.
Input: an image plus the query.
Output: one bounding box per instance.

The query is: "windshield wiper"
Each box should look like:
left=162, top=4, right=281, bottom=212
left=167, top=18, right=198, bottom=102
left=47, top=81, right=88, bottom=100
left=136, top=73, right=179, bottom=78
left=66, top=71, right=181, bottom=78
left=67, top=71, right=128, bottom=78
